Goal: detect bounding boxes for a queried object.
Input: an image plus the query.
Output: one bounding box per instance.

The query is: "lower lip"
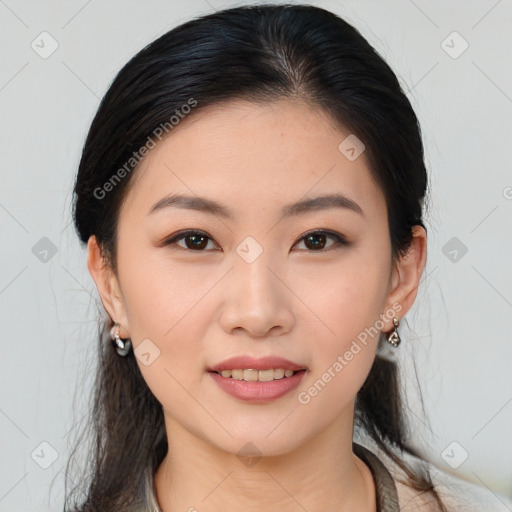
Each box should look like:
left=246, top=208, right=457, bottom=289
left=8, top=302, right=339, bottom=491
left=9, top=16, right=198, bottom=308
left=208, top=370, right=307, bottom=403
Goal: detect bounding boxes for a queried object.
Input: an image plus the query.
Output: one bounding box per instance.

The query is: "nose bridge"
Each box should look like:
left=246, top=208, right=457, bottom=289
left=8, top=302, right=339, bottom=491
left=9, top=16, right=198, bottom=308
left=220, top=235, right=293, bottom=335
left=235, top=236, right=283, bottom=304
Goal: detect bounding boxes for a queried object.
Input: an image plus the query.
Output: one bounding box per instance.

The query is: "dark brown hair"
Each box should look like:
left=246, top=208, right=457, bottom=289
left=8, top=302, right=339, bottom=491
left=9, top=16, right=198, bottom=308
left=65, top=3, right=446, bottom=511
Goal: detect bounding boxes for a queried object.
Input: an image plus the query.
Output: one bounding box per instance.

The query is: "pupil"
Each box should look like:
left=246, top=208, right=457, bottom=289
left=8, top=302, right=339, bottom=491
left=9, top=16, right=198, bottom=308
left=187, top=235, right=207, bottom=250
left=306, top=233, right=326, bottom=250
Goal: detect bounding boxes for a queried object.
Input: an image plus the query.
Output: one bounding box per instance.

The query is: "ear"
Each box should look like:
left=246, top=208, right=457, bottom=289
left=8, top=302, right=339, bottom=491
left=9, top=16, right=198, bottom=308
left=382, top=225, right=427, bottom=330
left=87, top=235, right=131, bottom=338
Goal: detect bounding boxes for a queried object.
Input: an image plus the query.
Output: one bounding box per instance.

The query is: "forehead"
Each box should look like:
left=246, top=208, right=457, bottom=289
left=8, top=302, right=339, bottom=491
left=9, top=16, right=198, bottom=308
left=120, top=98, right=386, bottom=222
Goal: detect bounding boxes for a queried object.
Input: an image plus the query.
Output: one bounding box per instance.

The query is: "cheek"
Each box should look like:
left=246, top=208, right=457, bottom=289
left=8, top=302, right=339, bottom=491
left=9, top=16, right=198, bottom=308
left=115, top=242, right=214, bottom=399
left=297, top=275, right=382, bottom=416
left=296, top=249, right=389, bottom=344
left=125, top=270, right=209, bottom=416
left=117, top=238, right=212, bottom=338
left=296, top=249, right=389, bottom=394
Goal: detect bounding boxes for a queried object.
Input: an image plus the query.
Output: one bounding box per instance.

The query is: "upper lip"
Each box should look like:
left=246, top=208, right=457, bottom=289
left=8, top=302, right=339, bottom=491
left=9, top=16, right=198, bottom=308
left=207, top=355, right=307, bottom=372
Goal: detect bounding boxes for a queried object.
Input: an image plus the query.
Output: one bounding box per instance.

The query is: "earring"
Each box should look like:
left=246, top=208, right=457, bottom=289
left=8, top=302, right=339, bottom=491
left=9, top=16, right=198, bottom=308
left=110, top=321, right=132, bottom=356
left=386, top=317, right=401, bottom=347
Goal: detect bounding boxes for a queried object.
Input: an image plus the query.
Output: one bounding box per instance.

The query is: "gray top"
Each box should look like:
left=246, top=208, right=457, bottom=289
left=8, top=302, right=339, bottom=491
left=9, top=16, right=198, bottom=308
left=353, top=441, right=400, bottom=512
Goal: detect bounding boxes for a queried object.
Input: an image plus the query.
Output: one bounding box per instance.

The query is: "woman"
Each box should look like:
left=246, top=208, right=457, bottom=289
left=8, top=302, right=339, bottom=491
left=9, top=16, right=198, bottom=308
left=65, top=4, right=509, bottom=511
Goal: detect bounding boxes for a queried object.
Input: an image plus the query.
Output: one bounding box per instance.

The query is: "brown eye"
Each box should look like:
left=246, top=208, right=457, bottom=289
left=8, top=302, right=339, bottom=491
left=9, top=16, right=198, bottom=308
left=294, top=230, right=348, bottom=252
left=181, top=233, right=210, bottom=250
left=164, top=230, right=217, bottom=251
left=162, top=229, right=348, bottom=253
left=304, top=232, right=328, bottom=250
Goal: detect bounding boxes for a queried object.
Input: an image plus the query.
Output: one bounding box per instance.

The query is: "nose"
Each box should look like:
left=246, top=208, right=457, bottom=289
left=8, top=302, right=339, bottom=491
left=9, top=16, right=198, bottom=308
left=218, top=249, right=295, bottom=338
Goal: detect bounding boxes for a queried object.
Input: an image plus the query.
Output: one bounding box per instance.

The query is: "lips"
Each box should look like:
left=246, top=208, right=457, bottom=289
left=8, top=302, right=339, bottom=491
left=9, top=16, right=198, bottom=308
left=207, top=355, right=307, bottom=373
left=209, top=368, right=307, bottom=403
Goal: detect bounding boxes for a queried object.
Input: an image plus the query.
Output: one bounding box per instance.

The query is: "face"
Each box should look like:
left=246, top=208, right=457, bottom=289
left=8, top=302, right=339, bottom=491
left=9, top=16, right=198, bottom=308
left=91, top=98, right=416, bottom=457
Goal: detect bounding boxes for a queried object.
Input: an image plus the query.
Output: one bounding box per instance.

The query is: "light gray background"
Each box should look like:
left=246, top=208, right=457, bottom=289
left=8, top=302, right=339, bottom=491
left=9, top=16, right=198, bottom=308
left=1, top=0, right=511, bottom=511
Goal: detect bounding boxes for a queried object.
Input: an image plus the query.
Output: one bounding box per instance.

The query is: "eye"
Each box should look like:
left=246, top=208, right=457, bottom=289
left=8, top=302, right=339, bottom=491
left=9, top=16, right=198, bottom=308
left=162, top=229, right=348, bottom=253
left=163, top=230, right=218, bottom=251
left=293, top=230, right=348, bottom=252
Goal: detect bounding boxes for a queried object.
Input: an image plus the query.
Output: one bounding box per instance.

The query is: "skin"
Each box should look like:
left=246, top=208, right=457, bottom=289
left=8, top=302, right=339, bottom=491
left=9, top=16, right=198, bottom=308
left=88, top=98, right=427, bottom=512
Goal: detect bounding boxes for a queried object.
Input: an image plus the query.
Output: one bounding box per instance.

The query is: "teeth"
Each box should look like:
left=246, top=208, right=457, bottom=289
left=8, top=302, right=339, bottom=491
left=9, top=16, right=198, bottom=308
left=218, top=369, right=297, bottom=381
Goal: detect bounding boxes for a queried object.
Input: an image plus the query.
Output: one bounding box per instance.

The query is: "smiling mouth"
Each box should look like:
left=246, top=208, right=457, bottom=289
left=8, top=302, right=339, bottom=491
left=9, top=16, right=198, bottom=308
left=210, top=368, right=306, bottom=382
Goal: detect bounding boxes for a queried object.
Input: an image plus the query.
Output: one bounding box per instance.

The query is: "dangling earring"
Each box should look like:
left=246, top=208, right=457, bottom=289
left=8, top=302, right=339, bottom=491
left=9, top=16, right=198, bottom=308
left=110, top=321, right=132, bottom=356
left=386, top=317, right=401, bottom=347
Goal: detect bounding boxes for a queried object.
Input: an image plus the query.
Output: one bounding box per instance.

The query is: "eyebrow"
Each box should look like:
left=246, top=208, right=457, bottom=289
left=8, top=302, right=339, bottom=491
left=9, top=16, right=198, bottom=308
left=147, top=192, right=364, bottom=219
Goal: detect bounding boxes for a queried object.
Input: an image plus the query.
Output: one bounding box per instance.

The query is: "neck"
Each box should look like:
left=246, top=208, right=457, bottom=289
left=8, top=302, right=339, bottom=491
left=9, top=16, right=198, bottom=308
left=154, top=412, right=376, bottom=512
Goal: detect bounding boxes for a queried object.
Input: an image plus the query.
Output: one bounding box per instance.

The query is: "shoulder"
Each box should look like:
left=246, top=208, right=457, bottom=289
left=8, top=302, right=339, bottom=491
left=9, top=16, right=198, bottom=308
left=354, top=432, right=512, bottom=512
left=430, top=468, right=512, bottom=512
left=394, top=466, right=512, bottom=512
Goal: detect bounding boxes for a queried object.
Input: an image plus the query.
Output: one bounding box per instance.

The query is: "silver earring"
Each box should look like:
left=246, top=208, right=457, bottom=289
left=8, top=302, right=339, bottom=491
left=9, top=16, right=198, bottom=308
left=386, top=317, right=401, bottom=347
left=110, top=322, right=132, bottom=356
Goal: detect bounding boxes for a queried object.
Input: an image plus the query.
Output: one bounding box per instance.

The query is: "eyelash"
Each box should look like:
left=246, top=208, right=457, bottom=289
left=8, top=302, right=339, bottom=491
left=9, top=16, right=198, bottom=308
left=161, top=229, right=349, bottom=253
